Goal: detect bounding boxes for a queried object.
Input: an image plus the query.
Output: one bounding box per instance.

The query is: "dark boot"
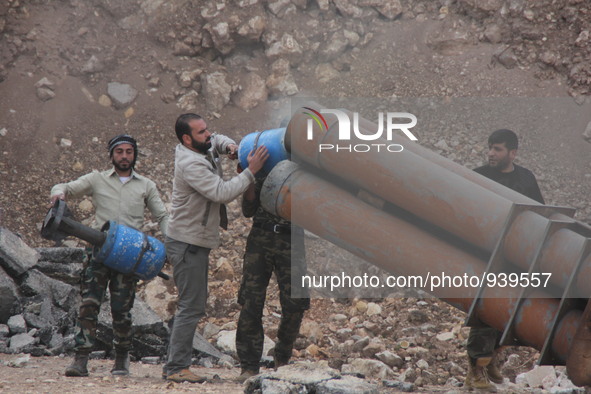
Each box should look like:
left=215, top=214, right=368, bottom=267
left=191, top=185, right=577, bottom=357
left=272, top=347, right=289, bottom=370
left=235, top=368, right=259, bottom=383
left=111, top=351, right=130, bottom=376
left=65, top=353, right=89, bottom=377
left=273, top=311, right=304, bottom=370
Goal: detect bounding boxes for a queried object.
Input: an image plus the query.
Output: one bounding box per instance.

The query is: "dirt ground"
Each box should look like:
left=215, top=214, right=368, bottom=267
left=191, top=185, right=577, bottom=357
left=0, top=353, right=246, bottom=393
left=1, top=0, right=591, bottom=393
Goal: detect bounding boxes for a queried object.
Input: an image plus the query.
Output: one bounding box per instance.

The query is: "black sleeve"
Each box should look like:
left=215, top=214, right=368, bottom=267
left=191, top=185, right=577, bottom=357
left=473, top=165, right=488, bottom=176
left=518, top=166, right=545, bottom=204
left=241, top=179, right=262, bottom=218
left=525, top=176, right=545, bottom=204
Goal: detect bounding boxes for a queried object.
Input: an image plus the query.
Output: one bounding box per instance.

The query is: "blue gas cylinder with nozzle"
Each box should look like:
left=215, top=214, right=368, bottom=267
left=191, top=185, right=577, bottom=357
left=238, top=128, right=289, bottom=177
left=93, top=221, right=166, bottom=281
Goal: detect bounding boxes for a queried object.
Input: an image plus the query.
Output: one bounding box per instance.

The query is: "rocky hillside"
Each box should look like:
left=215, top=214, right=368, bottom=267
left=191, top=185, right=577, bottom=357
left=1, top=0, right=591, bottom=246
left=1, top=0, right=591, bottom=392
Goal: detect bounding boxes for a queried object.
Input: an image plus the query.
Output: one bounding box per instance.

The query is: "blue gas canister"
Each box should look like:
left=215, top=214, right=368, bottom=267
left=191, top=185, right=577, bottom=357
left=238, top=128, right=289, bottom=177
left=93, top=221, right=166, bottom=280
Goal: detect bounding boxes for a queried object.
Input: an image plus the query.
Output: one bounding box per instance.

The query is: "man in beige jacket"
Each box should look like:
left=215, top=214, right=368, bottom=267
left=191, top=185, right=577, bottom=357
left=164, top=113, right=268, bottom=383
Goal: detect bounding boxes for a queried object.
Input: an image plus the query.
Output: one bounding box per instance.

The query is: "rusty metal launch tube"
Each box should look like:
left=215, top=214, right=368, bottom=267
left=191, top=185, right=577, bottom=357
left=285, top=107, right=591, bottom=299
left=261, top=160, right=581, bottom=362
left=354, top=115, right=544, bottom=205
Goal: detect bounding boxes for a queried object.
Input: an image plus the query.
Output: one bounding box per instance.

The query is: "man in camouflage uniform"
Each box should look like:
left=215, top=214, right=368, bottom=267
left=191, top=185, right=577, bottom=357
left=50, top=135, right=169, bottom=377
left=235, top=172, right=310, bottom=382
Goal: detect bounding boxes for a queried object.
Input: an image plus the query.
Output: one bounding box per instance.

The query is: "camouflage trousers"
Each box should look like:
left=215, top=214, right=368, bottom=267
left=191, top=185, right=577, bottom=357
left=236, top=226, right=310, bottom=371
left=73, top=248, right=138, bottom=354
left=467, top=326, right=501, bottom=360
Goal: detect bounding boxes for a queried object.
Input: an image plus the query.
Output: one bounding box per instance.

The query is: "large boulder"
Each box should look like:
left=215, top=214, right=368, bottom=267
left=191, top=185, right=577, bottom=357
left=20, top=269, right=78, bottom=310
left=216, top=329, right=274, bottom=358
left=245, top=362, right=379, bottom=393
left=107, top=82, right=138, bottom=109
left=36, top=247, right=84, bottom=265
left=266, top=59, right=298, bottom=96
left=0, top=228, right=39, bottom=277
left=22, top=295, right=72, bottom=331
left=97, top=297, right=168, bottom=357
left=232, top=72, right=268, bottom=111
left=201, top=71, right=232, bottom=113
left=205, top=22, right=235, bottom=55
left=265, top=33, right=303, bottom=66
left=6, top=314, right=26, bottom=334
left=0, top=267, right=20, bottom=323
left=8, top=332, right=36, bottom=353
left=34, top=247, right=84, bottom=285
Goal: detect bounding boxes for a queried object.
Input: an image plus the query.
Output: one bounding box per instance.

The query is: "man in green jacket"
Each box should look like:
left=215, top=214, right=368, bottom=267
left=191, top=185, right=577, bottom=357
left=50, top=134, right=169, bottom=377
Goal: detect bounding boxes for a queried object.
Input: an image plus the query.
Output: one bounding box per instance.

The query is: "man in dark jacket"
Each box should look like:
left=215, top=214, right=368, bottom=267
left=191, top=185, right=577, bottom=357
left=465, top=129, right=544, bottom=391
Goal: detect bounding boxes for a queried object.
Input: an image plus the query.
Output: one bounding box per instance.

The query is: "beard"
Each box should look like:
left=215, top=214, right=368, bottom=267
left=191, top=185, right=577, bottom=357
left=113, top=157, right=133, bottom=172
left=190, top=136, right=212, bottom=153
left=489, top=155, right=511, bottom=171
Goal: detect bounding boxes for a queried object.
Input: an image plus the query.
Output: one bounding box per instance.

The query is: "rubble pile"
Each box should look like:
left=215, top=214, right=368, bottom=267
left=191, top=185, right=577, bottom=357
left=5, top=224, right=585, bottom=392
left=0, top=227, right=169, bottom=360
